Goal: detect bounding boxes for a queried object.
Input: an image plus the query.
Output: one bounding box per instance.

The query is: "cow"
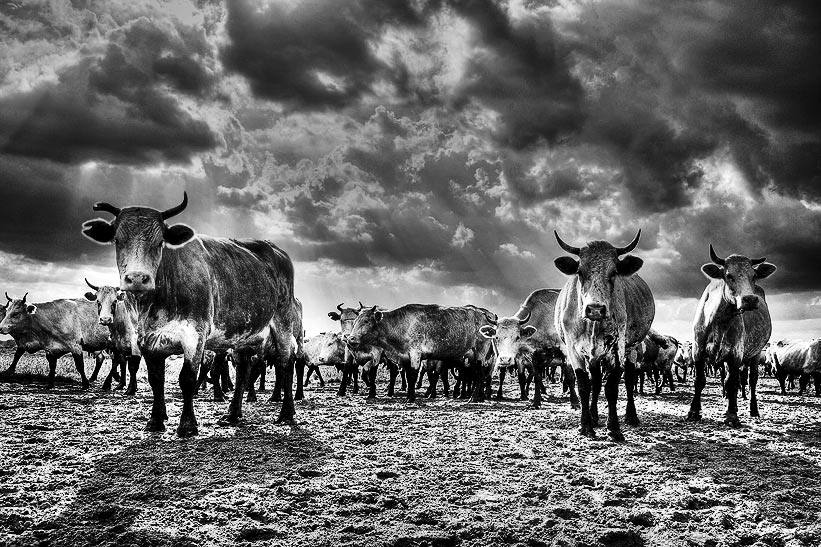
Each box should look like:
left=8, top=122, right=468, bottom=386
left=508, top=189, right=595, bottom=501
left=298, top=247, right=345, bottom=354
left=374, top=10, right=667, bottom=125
left=303, top=331, right=346, bottom=387
left=88, top=349, right=122, bottom=390
left=686, top=245, right=776, bottom=427
left=478, top=288, right=579, bottom=409
left=0, top=293, right=45, bottom=378
left=641, top=330, right=680, bottom=394
left=553, top=230, right=655, bottom=441
left=327, top=302, right=364, bottom=395
left=767, top=340, right=821, bottom=396
left=261, top=297, right=305, bottom=403
left=83, top=280, right=143, bottom=396
left=673, top=341, right=693, bottom=383
left=81, top=192, right=297, bottom=437
left=346, top=304, right=497, bottom=402
left=0, top=294, right=111, bottom=389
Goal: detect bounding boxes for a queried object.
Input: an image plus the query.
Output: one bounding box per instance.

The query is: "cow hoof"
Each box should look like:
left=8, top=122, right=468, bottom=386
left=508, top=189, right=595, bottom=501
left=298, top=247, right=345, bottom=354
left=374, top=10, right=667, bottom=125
left=46, top=382, right=55, bottom=390
left=608, top=429, right=626, bottom=443
left=217, top=414, right=242, bottom=426
left=125, top=389, right=137, bottom=397
left=145, top=419, right=166, bottom=433
left=685, top=412, right=701, bottom=422
left=750, top=410, right=760, bottom=418
left=81, top=382, right=90, bottom=391
left=295, top=394, right=304, bottom=401
left=176, top=424, right=198, bottom=438
left=213, top=394, right=225, bottom=403
left=275, top=415, right=295, bottom=425
left=724, top=415, right=741, bottom=428
left=624, top=414, right=640, bottom=426
left=530, top=403, right=541, bottom=410
left=580, top=426, right=596, bottom=439
left=270, top=395, right=283, bottom=403
left=246, top=394, right=257, bottom=403
left=590, top=413, right=600, bottom=427
left=114, top=383, right=125, bottom=392
left=468, top=397, right=483, bottom=404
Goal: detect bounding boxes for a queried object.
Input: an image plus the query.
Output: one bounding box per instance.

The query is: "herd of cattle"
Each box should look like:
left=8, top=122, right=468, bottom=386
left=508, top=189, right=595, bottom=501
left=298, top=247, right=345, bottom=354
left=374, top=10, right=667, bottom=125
left=0, top=194, right=818, bottom=442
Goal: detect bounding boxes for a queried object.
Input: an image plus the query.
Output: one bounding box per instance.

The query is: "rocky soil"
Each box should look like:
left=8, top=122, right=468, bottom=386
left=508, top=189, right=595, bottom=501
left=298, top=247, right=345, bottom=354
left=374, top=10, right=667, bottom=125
left=1, top=348, right=820, bottom=547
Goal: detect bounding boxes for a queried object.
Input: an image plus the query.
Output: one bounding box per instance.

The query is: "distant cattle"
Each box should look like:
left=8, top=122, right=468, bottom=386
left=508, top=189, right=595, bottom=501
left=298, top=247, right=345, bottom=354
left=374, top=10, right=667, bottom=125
left=0, top=294, right=111, bottom=389
left=478, top=288, right=579, bottom=409
left=0, top=293, right=44, bottom=377
left=767, top=340, right=821, bottom=396
left=82, top=193, right=297, bottom=437
left=673, top=341, right=694, bottom=382
left=327, top=303, right=363, bottom=396
left=83, top=280, right=143, bottom=396
left=303, top=332, right=346, bottom=387
left=639, top=330, right=679, bottom=394
left=687, top=245, right=776, bottom=426
left=347, top=304, right=496, bottom=402
left=553, top=230, right=655, bottom=441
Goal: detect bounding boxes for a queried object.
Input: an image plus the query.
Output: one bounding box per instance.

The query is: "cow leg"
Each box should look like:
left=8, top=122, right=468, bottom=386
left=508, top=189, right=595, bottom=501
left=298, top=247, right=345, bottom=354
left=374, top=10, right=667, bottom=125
left=724, top=358, right=741, bottom=428
left=565, top=364, right=579, bottom=410
left=720, top=363, right=728, bottom=398
left=588, top=362, right=602, bottom=427
left=294, top=357, right=305, bottom=401
left=748, top=359, right=760, bottom=417
left=196, top=362, right=209, bottom=393
left=387, top=364, right=398, bottom=397
left=114, top=354, right=127, bottom=391
left=416, top=367, right=425, bottom=390
left=145, top=355, right=168, bottom=432
left=176, top=334, right=204, bottom=438
left=211, top=354, right=226, bottom=402
left=304, top=364, right=314, bottom=386
left=316, top=366, right=325, bottom=387
left=517, top=367, right=528, bottom=401
left=813, top=372, right=821, bottom=397
left=532, top=363, right=543, bottom=410
left=441, top=364, right=450, bottom=397
left=336, top=357, right=351, bottom=397
left=638, top=368, right=645, bottom=395
left=624, top=355, right=640, bottom=426
left=101, top=359, right=115, bottom=391
left=45, top=354, right=58, bottom=389
left=259, top=365, right=267, bottom=392
left=469, top=364, right=486, bottom=404
left=496, top=367, right=506, bottom=400
left=273, top=329, right=297, bottom=424
left=407, top=353, right=421, bottom=403
left=739, top=367, right=748, bottom=400
left=125, top=356, right=140, bottom=396
left=3, top=347, right=25, bottom=376
left=686, top=358, right=707, bottom=422
left=221, top=352, right=249, bottom=425
left=451, top=369, right=460, bottom=399
left=576, top=368, right=594, bottom=438
left=221, top=361, right=234, bottom=392
left=89, top=355, right=103, bottom=383
left=667, top=368, right=675, bottom=392
left=73, top=352, right=90, bottom=390
left=605, top=365, right=625, bottom=442
left=367, top=366, right=378, bottom=399
left=798, top=373, right=810, bottom=396
left=246, top=363, right=259, bottom=403
left=776, top=368, right=787, bottom=394
left=427, top=370, right=438, bottom=399
left=352, top=365, right=360, bottom=394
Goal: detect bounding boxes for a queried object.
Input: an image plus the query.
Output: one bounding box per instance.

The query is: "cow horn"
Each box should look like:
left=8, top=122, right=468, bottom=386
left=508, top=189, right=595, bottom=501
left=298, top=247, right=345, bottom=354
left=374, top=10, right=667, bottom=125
left=358, top=301, right=365, bottom=310
left=554, top=231, right=580, bottom=255
left=84, top=278, right=99, bottom=292
left=750, top=256, right=767, bottom=265
left=336, top=302, right=345, bottom=313
left=615, top=229, right=641, bottom=256
left=160, top=191, right=188, bottom=220
left=4, top=292, right=10, bottom=302
left=92, top=201, right=121, bottom=216
left=709, top=244, right=725, bottom=266
left=518, top=309, right=531, bottom=324
left=22, top=292, right=28, bottom=303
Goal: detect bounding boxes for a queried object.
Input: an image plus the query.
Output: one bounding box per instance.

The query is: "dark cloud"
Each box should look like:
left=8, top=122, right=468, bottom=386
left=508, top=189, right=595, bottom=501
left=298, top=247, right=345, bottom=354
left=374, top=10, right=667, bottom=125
left=0, top=18, right=217, bottom=165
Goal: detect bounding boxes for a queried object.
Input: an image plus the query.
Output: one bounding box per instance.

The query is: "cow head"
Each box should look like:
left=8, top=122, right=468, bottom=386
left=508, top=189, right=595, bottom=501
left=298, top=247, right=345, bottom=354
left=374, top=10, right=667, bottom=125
left=554, top=230, right=644, bottom=322
left=479, top=310, right=537, bottom=366
left=346, top=305, right=382, bottom=348
left=83, top=278, right=124, bottom=326
left=701, top=244, right=776, bottom=312
left=317, top=332, right=343, bottom=364
left=0, top=293, right=33, bottom=335
left=81, top=193, right=194, bottom=292
left=327, top=302, right=363, bottom=335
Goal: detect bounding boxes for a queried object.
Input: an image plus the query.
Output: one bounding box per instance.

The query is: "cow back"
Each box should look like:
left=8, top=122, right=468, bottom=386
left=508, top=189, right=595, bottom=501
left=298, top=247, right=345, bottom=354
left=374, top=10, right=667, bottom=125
left=30, top=299, right=110, bottom=352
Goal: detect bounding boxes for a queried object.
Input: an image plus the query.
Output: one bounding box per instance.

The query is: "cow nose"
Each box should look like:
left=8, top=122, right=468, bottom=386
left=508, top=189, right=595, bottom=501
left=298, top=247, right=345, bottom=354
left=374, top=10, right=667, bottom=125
left=740, top=295, right=759, bottom=310
left=99, top=317, right=113, bottom=326
left=122, top=271, right=154, bottom=291
left=0, top=327, right=8, bottom=335
left=318, top=357, right=326, bottom=363
left=585, top=304, right=606, bottom=321
left=498, top=356, right=513, bottom=366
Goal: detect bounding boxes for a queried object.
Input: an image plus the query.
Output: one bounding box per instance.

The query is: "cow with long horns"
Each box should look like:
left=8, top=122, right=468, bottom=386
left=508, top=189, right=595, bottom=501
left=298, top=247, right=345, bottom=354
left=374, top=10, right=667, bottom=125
left=553, top=230, right=655, bottom=441
left=327, top=302, right=368, bottom=396
left=0, top=293, right=111, bottom=389
left=81, top=193, right=297, bottom=436
left=686, top=245, right=775, bottom=426
left=83, top=279, right=142, bottom=395
left=0, top=292, right=44, bottom=378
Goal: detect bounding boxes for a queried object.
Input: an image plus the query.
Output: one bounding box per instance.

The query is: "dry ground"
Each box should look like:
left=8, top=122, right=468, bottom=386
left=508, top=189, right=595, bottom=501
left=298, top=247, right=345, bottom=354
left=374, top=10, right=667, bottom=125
left=1, top=348, right=820, bottom=547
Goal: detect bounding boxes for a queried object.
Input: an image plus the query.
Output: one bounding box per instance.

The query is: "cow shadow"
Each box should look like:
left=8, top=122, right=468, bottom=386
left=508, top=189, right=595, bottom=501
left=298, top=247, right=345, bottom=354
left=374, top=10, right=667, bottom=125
left=11, top=426, right=331, bottom=547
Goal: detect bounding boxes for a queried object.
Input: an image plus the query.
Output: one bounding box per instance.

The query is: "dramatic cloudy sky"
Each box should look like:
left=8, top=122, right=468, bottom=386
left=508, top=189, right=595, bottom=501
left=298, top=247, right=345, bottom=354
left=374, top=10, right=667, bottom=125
left=1, top=0, right=820, bottom=340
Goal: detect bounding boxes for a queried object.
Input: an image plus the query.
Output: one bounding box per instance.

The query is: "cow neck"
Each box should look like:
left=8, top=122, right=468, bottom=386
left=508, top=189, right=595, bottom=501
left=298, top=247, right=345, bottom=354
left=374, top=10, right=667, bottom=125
left=131, top=243, right=203, bottom=318
left=375, top=310, right=408, bottom=351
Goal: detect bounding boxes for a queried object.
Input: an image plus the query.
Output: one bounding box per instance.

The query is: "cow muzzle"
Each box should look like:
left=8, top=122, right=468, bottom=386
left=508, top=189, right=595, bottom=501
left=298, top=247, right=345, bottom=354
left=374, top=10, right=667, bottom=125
left=584, top=304, right=607, bottom=321
left=122, top=271, right=154, bottom=292
left=738, top=295, right=759, bottom=311
left=99, top=317, right=113, bottom=326
left=0, top=326, right=9, bottom=335
left=346, top=335, right=361, bottom=348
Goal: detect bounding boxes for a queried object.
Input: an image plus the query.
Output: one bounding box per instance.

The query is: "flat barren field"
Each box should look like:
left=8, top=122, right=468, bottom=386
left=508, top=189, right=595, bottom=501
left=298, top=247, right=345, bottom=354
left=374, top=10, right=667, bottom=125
left=1, top=348, right=820, bottom=547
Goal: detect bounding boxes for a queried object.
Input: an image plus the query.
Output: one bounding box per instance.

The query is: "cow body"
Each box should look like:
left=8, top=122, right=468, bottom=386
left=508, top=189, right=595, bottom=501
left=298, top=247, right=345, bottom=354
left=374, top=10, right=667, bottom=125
left=686, top=246, right=775, bottom=426
left=768, top=340, right=821, bottom=396
left=82, top=194, right=297, bottom=437
left=347, top=304, right=496, bottom=402
left=553, top=231, right=655, bottom=441
left=640, top=330, right=680, bottom=394
left=0, top=297, right=110, bottom=389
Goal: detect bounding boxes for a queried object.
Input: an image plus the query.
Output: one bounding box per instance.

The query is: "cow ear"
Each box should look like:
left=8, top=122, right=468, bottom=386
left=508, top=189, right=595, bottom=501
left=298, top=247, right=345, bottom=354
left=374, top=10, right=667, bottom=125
left=26, top=304, right=37, bottom=314
left=754, top=262, right=776, bottom=279
left=84, top=292, right=97, bottom=301
left=81, top=219, right=115, bottom=244
left=701, top=263, right=723, bottom=279
left=554, top=256, right=579, bottom=275
left=521, top=325, right=538, bottom=337
left=164, top=223, right=195, bottom=248
left=328, top=312, right=341, bottom=321
left=617, top=255, right=643, bottom=276
left=374, top=310, right=383, bottom=322
left=479, top=325, right=496, bottom=339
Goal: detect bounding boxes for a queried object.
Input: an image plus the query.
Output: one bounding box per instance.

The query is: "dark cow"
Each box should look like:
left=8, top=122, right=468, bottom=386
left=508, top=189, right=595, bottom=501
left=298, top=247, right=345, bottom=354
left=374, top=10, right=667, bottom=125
left=639, top=330, right=679, bottom=394
left=0, top=294, right=111, bottom=389
left=478, top=288, right=579, bottom=409
left=261, top=297, right=305, bottom=403
left=553, top=230, right=655, bottom=441
left=0, top=293, right=45, bottom=377
left=81, top=193, right=296, bottom=437
left=83, top=280, right=143, bottom=396
left=767, top=340, right=821, bottom=396
left=346, top=304, right=496, bottom=402
left=687, top=245, right=776, bottom=426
